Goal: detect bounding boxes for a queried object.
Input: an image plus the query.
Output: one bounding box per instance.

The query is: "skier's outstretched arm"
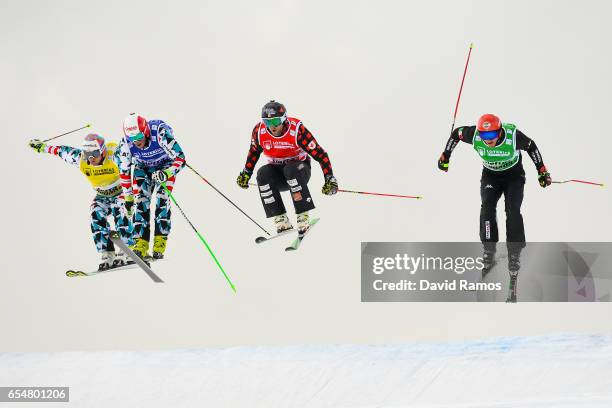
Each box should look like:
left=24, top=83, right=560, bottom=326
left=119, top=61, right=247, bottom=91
left=236, top=125, right=263, bottom=189
left=297, top=124, right=338, bottom=195
left=28, top=139, right=81, bottom=166
left=438, top=126, right=476, bottom=172
left=516, top=130, right=551, bottom=188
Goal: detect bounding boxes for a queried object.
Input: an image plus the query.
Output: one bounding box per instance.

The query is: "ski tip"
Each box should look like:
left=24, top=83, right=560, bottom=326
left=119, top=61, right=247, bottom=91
left=66, top=270, right=87, bottom=277
left=255, top=237, right=267, bottom=244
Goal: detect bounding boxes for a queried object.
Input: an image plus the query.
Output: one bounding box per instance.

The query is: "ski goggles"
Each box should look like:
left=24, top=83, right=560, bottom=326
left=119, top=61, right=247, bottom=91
left=84, top=148, right=102, bottom=158
left=479, top=130, right=500, bottom=141
left=83, top=149, right=103, bottom=162
left=262, top=114, right=287, bottom=128
left=128, top=131, right=145, bottom=142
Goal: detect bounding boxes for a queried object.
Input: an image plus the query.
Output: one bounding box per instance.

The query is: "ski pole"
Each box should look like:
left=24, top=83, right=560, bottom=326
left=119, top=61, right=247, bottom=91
left=552, top=179, right=605, bottom=187
left=247, top=182, right=423, bottom=199
left=450, top=43, right=474, bottom=134
left=43, top=124, right=92, bottom=142
left=338, top=189, right=423, bottom=200
left=186, top=163, right=270, bottom=236
left=160, top=183, right=236, bottom=293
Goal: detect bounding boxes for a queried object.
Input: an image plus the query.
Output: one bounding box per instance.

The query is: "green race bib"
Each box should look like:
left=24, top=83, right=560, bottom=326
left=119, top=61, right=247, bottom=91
left=473, top=123, right=520, bottom=171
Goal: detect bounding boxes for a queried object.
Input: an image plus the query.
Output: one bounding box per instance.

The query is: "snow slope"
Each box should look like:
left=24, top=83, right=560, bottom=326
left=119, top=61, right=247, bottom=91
left=1, top=334, right=611, bottom=407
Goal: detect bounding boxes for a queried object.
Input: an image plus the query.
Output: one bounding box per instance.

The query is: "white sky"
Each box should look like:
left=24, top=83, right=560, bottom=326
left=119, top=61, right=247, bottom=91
left=1, top=0, right=611, bottom=351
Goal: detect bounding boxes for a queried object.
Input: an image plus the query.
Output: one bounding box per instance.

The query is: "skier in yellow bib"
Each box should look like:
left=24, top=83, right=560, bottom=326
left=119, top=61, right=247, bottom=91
left=28, top=134, right=136, bottom=271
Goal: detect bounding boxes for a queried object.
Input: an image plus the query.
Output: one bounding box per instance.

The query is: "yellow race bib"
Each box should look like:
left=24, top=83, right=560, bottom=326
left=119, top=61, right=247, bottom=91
left=80, top=144, right=122, bottom=197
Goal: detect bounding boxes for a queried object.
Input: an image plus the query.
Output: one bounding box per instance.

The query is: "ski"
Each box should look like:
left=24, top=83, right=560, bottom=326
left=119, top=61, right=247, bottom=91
left=65, top=257, right=165, bottom=277
left=109, top=231, right=164, bottom=283
left=144, top=256, right=166, bottom=263
left=255, top=228, right=297, bottom=244
left=66, top=262, right=138, bottom=277
left=506, top=272, right=518, bottom=303
left=285, top=218, right=320, bottom=252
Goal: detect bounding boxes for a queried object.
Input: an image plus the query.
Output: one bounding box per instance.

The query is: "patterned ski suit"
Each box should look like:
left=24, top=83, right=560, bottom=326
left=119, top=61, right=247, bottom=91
left=117, top=120, right=186, bottom=242
left=41, top=143, right=135, bottom=252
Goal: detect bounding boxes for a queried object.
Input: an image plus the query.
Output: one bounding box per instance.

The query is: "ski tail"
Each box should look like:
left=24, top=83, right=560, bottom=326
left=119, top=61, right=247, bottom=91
left=255, top=228, right=297, bottom=244
left=109, top=231, right=163, bottom=283
left=285, top=218, right=320, bottom=251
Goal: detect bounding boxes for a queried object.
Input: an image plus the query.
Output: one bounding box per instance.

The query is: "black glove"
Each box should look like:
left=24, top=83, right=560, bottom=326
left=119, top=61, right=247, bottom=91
left=438, top=153, right=449, bottom=172
left=322, top=174, right=338, bottom=195
left=538, top=166, right=552, bottom=188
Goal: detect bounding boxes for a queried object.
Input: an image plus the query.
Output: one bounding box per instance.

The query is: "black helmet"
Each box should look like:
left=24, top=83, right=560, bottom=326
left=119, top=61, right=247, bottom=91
left=261, top=100, right=287, bottom=129
left=261, top=100, right=287, bottom=119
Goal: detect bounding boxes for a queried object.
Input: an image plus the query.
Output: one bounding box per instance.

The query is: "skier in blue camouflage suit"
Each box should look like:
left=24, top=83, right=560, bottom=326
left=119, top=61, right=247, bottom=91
left=118, top=113, right=186, bottom=260
left=28, top=134, right=136, bottom=271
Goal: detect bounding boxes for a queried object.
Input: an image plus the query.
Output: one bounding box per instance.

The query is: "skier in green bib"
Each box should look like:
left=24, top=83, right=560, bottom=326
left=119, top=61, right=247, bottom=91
left=437, top=113, right=552, bottom=273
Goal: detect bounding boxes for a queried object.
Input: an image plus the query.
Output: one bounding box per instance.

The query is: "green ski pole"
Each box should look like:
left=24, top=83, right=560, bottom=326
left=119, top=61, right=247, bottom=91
left=161, top=183, right=236, bottom=293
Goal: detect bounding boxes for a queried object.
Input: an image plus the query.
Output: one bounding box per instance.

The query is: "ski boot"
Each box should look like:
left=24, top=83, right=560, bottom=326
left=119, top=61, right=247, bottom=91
left=98, top=251, right=116, bottom=271
left=296, top=211, right=311, bottom=234
left=481, top=249, right=496, bottom=279
left=508, top=252, right=521, bottom=273
left=273, top=213, right=294, bottom=234
left=152, top=235, right=168, bottom=260
left=113, top=250, right=134, bottom=267
left=131, top=238, right=150, bottom=260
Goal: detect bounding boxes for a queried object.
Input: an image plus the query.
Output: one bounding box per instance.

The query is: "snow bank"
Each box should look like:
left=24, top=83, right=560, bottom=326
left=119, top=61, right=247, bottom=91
left=1, top=334, right=611, bottom=407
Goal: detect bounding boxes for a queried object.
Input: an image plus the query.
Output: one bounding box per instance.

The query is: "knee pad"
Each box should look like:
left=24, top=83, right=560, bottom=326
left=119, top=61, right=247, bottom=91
left=480, top=205, right=497, bottom=219
left=256, top=165, right=275, bottom=182
left=505, top=205, right=522, bottom=216
left=282, top=163, right=300, bottom=178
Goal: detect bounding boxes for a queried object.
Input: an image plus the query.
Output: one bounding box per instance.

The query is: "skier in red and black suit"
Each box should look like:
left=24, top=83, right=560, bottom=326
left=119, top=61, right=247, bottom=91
left=236, top=100, right=338, bottom=234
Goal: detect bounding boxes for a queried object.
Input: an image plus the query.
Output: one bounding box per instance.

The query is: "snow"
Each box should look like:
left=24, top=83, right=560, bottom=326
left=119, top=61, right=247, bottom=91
left=1, top=334, right=611, bottom=407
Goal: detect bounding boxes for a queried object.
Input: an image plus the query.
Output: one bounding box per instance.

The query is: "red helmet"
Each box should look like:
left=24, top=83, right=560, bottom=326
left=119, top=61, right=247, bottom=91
left=123, top=113, right=150, bottom=141
left=477, top=114, right=501, bottom=132
left=477, top=114, right=502, bottom=140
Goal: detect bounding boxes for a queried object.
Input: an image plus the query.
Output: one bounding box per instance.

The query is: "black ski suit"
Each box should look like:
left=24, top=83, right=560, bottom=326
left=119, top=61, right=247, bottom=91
left=442, top=125, right=547, bottom=249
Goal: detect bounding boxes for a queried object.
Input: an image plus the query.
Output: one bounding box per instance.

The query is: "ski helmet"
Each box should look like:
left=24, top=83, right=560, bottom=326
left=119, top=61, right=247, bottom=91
left=477, top=113, right=502, bottom=140
left=82, top=133, right=107, bottom=160
left=261, top=100, right=287, bottom=129
left=123, top=113, right=150, bottom=142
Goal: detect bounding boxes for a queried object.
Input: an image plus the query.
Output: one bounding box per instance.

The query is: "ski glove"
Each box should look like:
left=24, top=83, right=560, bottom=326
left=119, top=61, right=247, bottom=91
left=438, top=153, right=449, bottom=172
left=152, top=169, right=172, bottom=184
left=322, top=174, right=338, bottom=195
left=28, top=139, right=47, bottom=153
left=123, top=194, right=135, bottom=217
left=538, top=166, right=552, bottom=188
left=236, top=170, right=251, bottom=189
